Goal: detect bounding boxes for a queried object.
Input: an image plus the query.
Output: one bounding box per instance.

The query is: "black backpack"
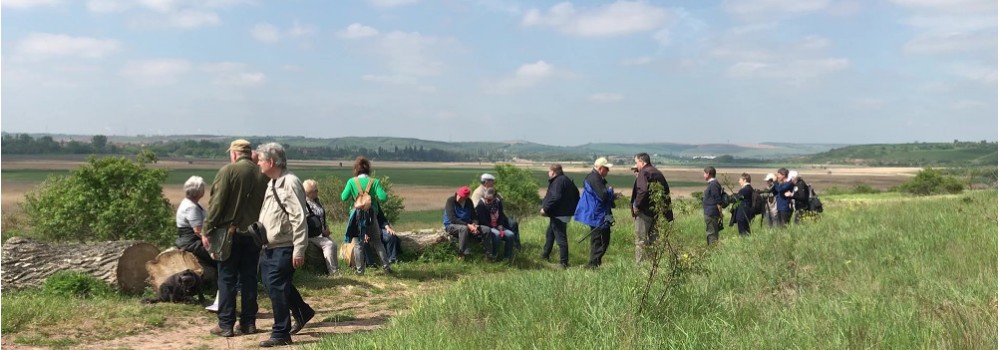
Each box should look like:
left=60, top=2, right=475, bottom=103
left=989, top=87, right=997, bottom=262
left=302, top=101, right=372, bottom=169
left=717, top=182, right=731, bottom=209
left=750, top=189, right=765, bottom=216
left=808, top=185, right=824, bottom=213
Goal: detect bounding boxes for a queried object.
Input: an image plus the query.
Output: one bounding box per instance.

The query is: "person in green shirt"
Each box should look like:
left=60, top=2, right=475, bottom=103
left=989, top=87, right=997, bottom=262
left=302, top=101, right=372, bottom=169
left=341, top=156, right=392, bottom=275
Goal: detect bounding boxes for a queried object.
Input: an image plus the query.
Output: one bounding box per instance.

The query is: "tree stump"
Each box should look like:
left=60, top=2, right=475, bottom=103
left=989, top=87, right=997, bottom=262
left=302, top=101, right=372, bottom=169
left=2, top=237, right=160, bottom=293
left=145, top=249, right=206, bottom=292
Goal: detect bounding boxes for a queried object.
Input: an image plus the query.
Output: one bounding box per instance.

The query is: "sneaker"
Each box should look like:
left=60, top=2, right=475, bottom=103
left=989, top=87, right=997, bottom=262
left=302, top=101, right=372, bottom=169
left=354, top=267, right=364, bottom=276
left=259, top=338, right=293, bottom=347
left=208, top=326, right=234, bottom=337
left=204, top=302, right=219, bottom=313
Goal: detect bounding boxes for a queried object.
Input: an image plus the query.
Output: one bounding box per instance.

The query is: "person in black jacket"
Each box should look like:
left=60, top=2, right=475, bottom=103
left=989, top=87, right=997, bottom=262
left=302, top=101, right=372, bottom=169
left=476, top=188, right=516, bottom=261
left=789, top=170, right=811, bottom=223
left=702, top=166, right=724, bottom=245
left=444, top=186, right=493, bottom=260
left=729, top=173, right=754, bottom=237
left=539, top=164, right=579, bottom=268
left=631, top=153, right=672, bottom=262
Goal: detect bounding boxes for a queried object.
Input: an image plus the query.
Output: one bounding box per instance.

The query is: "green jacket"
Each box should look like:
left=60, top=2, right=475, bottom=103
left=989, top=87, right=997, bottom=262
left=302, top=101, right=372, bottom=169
left=204, top=156, right=268, bottom=232
left=341, top=175, right=388, bottom=214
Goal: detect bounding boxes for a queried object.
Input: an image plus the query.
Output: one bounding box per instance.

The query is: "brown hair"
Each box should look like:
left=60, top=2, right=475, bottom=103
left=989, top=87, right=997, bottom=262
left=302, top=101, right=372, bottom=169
left=549, top=164, right=563, bottom=176
left=353, top=156, right=372, bottom=176
left=777, top=168, right=789, bottom=177
left=741, top=172, right=751, bottom=183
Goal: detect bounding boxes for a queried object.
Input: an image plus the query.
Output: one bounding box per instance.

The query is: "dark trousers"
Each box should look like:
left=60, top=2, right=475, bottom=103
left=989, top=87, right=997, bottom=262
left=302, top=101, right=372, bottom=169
left=446, top=224, right=494, bottom=258
left=364, top=230, right=401, bottom=266
left=217, top=234, right=260, bottom=329
left=705, top=215, right=721, bottom=245
left=541, top=218, right=569, bottom=265
left=588, top=225, right=611, bottom=267
left=777, top=211, right=792, bottom=228
left=735, top=219, right=751, bottom=237
left=260, top=247, right=311, bottom=341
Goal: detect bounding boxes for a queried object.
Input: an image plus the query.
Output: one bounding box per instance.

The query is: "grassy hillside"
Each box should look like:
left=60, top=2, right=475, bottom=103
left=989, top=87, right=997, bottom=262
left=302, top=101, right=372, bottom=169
left=318, top=190, right=998, bottom=349
left=802, top=142, right=998, bottom=166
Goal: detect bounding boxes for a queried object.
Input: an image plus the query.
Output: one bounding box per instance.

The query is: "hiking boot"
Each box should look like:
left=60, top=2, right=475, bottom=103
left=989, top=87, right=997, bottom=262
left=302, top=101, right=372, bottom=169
left=259, top=338, right=293, bottom=347
left=559, top=262, right=569, bottom=270
left=290, top=306, right=315, bottom=335
left=237, top=323, right=257, bottom=335
left=208, top=326, right=234, bottom=337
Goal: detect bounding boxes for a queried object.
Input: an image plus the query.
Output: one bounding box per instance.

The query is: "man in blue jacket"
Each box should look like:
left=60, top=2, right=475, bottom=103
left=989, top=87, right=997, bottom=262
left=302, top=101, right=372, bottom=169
left=575, top=157, right=616, bottom=268
left=540, top=164, right=580, bottom=269
left=703, top=166, right=724, bottom=245
left=770, top=168, right=795, bottom=228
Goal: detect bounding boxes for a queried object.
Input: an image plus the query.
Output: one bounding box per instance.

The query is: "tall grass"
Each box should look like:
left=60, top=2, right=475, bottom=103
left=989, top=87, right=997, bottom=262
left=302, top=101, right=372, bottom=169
left=315, top=190, right=998, bottom=349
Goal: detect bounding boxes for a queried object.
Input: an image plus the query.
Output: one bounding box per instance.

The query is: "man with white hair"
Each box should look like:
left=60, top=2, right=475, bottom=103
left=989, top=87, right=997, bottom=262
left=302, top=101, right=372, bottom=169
left=471, top=173, right=501, bottom=208
left=789, top=170, right=812, bottom=223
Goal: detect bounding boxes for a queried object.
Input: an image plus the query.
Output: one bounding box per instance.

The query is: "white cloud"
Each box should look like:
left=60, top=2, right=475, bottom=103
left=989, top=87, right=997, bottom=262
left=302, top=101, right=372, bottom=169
left=368, top=0, right=418, bottom=8
left=377, top=31, right=447, bottom=76
left=621, top=56, right=654, bottom=66
left=87, top=0, right=128, bottom=12
left=589, top=93, right=624, bottom=104
left=796, top=36, right=831, bottom=50
left=952, top=99, right=987, bottom=110
left=722, top=0, right=829, bottom=18
left=121, top=59, right=192, bottom=85
left=521, top=1, right=669, bottom=37
left=200, top=62, right=265, bottom=87
left=952, top=63, right=998, bottom=84
left=15, top=33, right=121, bottom=60
left=165, top=10, right=220, bottom=28
left=338, top=23, right=380, bottom=39
left=889, top=0, right=996, bottom=13
left=362, top=74, right=417, bottom=85
left=485, top=61, right=555, bottom=93
left=288, top=20, right=317, bottom=38
left=903, top=31, right=997, bottom=54
left=3, top=0, right=61, bottom=9
left=251, top=23, right=281, bottom=43
left=727, top=58, right=849, bottom=80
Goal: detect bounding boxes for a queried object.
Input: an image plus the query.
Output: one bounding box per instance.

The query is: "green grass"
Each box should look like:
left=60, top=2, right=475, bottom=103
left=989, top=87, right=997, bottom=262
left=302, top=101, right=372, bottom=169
left=803, top=142, right=998, bottom=166
left=312, top=190, right=998, bottom=349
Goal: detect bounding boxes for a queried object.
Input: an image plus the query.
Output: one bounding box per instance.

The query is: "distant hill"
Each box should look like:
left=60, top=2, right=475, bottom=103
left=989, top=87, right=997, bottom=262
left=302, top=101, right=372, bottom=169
left=800, top=142, right=998, bottom=167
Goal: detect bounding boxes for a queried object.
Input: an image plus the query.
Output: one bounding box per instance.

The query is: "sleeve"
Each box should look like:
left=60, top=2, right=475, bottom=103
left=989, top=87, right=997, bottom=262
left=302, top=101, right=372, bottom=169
left=586, top=173, right=609, bottom=203
left=466, top=200, right=479, bottom=225
left=633, top=173, right=650, bottom=208
left=186, top=204, right=205, bottom=231
left=287, top=177, right=310, bottom=259
left=541, top=179, right=563, bottom=212
left=341, top=178, right=354, bottom=201
left=374, top=178, right=388, bottom=202
left=203, top=167, right=229, bottom=233
left=475, top=203, right=489, bottom=226
left=445, top=198, right=467, bottom=225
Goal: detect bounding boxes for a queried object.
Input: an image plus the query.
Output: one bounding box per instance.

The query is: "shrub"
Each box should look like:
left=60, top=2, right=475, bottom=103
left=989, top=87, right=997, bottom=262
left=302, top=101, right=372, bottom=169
left=492, top=164, right=541, bottom=219
left=42, top=271, right=114, bottom=298
left=897, top=168, right=964, bottom=196
left=22, top=156, right=174, bottom=246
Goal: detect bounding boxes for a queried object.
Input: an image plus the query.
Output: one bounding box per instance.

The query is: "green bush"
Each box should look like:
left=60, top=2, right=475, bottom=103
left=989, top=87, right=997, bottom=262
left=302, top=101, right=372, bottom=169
left=492, top=164, right=541, bottom=219
left=22, top=156, right=174, bottom=246
left=897, top=168, right=964, bottom=196
left=42, top=271, right=114, bottom=298
left=314, top=174, right=405, bottom=224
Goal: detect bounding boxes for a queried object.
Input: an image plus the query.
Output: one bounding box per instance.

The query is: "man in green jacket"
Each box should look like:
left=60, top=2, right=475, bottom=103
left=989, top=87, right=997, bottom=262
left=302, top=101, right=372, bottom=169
left=204, top=139, right=268, bottom=338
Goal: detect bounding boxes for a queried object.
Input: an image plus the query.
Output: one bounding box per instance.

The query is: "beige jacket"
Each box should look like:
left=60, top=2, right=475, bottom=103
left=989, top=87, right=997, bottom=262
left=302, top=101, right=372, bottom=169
left=259, top=170, right=309, bottom=258
left=471, top=185, right=502, bottom=208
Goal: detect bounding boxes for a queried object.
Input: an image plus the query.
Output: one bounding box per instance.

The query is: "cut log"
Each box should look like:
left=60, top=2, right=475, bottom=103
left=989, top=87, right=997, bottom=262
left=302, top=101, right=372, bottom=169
left=336, top=229, right=451, bottom=266
left=145, top=249, right=204, bottom=292
left=1, top=237, right=160, bottom=293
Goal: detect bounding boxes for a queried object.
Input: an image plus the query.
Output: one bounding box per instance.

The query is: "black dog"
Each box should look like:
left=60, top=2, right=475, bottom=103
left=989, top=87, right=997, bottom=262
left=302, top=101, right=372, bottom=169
left=142, top=269, right=206, bottom=304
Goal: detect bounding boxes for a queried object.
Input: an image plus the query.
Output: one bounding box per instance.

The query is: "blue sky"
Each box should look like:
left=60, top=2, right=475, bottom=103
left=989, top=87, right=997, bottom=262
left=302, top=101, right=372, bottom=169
left=2, top=0, right=996, bottom=145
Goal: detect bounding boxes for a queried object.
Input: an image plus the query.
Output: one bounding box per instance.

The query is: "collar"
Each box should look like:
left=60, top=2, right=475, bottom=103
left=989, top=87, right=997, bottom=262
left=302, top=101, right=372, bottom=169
left=707, top=178, right=717, bottom=183
left=358, top=174, right=369, bottom=179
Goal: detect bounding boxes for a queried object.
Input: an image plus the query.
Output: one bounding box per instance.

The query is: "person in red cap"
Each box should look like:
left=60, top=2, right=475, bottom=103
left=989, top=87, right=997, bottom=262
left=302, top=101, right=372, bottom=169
left=443, top=185, right=493, bottom=260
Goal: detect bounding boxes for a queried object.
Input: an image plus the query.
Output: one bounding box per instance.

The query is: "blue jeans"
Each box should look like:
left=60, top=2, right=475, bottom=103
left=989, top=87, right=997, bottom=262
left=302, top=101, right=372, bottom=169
left=260, top=247, right=311, bottom=341
left=490, top=228, right=516, bottom=260
left=217, top=234, right=260, bottom=329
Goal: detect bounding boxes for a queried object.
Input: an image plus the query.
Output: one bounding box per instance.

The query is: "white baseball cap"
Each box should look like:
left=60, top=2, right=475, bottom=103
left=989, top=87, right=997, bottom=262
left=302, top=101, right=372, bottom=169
left=594, top=157, right=614, bottom=169
left=788, top=170, right=799, bottom=179
left=480, top=173, right=496, bottom=182
left=764, top=173, right=776, bottom=181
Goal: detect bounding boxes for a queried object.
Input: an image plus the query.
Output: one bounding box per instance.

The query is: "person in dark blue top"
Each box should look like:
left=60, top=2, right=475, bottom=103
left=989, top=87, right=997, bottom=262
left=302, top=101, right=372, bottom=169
left=574, top=157, right=616, bottom=268
left=702, top=166, right=724, bottom=245
left=444, top=186, right=493, bottom=260
left=729, top=173, right=755, bottom=237
left=770, top=168, right=795, bottom=228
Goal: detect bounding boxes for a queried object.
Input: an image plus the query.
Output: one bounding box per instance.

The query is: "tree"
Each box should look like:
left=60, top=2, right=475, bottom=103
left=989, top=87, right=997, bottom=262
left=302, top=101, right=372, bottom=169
left=492, top=164, right=541, bottom=218
left=91, top=135, right=108, bottom=152
left=897, top=168, right=964, bottom=196
left=22, top=156, right=175, bottom=246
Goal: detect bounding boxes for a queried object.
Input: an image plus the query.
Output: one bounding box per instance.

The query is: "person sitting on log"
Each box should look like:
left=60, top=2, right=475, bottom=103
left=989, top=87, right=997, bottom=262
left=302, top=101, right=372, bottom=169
left=476, top=188, right=516, bottom=262
left=444, top=186, right=494, bottom=261
left=175, top=176, right=214, bottom=271
left=303, top=179, right=338, bottom=275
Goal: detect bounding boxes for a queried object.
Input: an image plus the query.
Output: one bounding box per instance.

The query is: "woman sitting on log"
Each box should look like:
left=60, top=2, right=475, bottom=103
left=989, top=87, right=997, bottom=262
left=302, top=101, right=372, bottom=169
left=175, top=176, right=213, bottom=269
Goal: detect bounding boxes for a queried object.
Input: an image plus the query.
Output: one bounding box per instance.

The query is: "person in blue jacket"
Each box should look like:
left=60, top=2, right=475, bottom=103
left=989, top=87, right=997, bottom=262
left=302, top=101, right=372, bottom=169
left=574, top=157, right=616, bottom=269
left=770, top=168, right=795, bottom=228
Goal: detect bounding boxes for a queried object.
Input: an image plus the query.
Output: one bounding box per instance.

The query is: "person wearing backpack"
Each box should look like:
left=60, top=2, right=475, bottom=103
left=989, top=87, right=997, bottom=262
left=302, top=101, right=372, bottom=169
left=789, top=170, right=812, bottom=224
left=729, top=173, right=755, bottom=237
left=540, top=164, right=580, bottom=269
left=341, top=156, right=392, bottom=275
left=702, top=166, right=725, bottom=245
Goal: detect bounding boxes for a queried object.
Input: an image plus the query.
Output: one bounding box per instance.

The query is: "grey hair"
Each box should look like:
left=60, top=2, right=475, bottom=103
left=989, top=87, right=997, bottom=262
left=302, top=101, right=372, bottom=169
left=183, top=176, right=206, bottom=198
left=303, top=179, right=318, bottom=192
left=256, top=142, right=287, bottom=168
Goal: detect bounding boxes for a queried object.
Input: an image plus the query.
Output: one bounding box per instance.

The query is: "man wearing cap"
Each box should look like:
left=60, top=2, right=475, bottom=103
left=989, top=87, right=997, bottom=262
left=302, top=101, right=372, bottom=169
left=471, top=173, right=501, bottom=208
left=444, top=186, right=493, bottom=260
left=574, top=157, right=616, bottom=268
left=759, top=173, right=779, bottom=227
left=203, top=139, right=269, bottom=338
left=631, top=153, right=672, bottom=263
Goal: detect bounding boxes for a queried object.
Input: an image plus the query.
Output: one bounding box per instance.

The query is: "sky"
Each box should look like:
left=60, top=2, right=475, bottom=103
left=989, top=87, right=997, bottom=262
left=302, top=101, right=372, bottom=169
left=1, top=0, right=997, bottom=146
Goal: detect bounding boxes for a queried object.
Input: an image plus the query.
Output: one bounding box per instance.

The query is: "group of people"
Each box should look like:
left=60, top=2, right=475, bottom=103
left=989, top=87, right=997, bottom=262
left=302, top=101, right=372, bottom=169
left=172, top=141, right=820, bottom=345
left=173, top=139, right=404, bottom=347
left=701, top=166, right=815, bottom=244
